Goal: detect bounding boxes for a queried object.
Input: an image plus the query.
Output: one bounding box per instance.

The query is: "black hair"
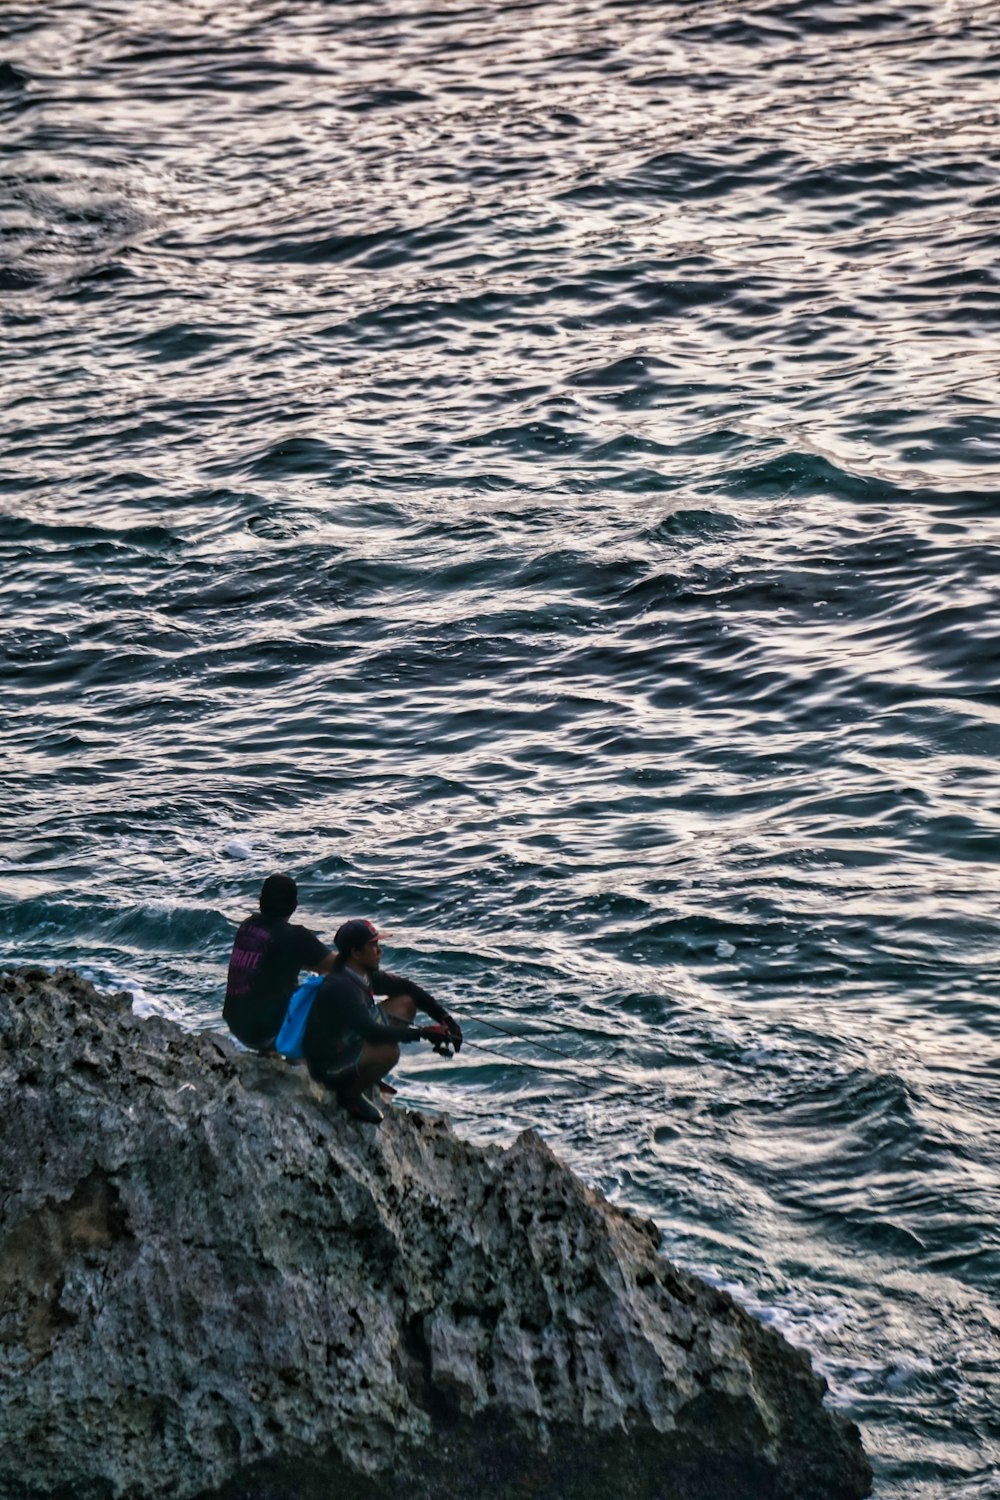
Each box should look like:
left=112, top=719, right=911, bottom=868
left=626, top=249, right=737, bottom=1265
left=259, top=873, right=298, bottom=921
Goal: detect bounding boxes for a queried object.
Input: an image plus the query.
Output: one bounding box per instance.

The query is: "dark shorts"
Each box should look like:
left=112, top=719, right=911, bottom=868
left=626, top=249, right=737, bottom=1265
left=229, top=1027, right=278, bottom=1053
left=315, top=1032, right=364, bottom=1092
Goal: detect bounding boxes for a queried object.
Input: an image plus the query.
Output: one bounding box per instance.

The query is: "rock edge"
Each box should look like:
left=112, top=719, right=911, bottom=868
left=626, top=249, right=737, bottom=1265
left=0, top=967, right=872, bottom=1500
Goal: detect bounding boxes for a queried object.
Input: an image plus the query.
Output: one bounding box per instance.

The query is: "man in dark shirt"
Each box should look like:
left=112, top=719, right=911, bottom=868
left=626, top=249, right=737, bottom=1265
left=303, top=918, right=463, bottom=1124
left=223, top=874, right=334, bottom=1050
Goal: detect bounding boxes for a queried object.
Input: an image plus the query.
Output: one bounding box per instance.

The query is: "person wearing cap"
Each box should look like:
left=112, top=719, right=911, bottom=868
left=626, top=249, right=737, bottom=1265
left=302, top=919, right=463, bottom=1124
left=223, top=874, right=335, bottom=1050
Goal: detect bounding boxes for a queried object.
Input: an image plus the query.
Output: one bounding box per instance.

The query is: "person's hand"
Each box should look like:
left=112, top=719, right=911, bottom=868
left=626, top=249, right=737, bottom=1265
left=421, top=1023, right=455, bottom=1057
left=440, top=1011, right=463, bottom=1053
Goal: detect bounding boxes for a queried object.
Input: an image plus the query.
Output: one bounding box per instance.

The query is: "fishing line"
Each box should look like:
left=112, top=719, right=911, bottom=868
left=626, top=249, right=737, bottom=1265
left=468, top=1017, right=639, bottom=1093
left=458, top=1035, right=638, bottom=1097
left=400, top=1080, right=543, bottom=1131
left=474, top=1014, right=617, bottom=1067
left=473, top=1008, right=604, bottom=1039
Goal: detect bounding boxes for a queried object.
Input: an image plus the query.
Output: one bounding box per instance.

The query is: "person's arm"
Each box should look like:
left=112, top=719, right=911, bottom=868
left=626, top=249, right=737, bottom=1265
left=295, top=926, right=335, bottom=975
left=374, top=969, right=463, bottom=1050
left=374, top=968, right=444, bottom=1017
left=337, top=985, right=425, bottom=1046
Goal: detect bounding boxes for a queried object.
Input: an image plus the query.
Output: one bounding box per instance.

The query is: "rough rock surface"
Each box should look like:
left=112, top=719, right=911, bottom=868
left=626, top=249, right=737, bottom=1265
left=0, top=967, right=872, bottom=1500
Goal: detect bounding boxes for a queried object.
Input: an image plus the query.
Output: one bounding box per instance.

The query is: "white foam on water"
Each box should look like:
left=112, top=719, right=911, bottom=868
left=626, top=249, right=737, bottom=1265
left=223, top=839, right=254, bottom=860
left=701, top=1270, right=850, bottom=1360
left=80, top=965, right=195, bottom=1028
left=885, top=1356, right=935, bottom=1391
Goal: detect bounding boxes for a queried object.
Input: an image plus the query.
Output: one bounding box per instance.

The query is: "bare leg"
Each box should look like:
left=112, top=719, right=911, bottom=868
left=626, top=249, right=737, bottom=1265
left=375, top=995, right=415, bottom=1095
left=337, top=1040, right=400, bottom=1102
left=379, top=993, right=416, bottom=1024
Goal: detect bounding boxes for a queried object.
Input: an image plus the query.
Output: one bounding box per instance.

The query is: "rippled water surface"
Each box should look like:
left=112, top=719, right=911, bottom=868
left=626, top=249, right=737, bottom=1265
left=3, top=2, right=1000, bottom=1494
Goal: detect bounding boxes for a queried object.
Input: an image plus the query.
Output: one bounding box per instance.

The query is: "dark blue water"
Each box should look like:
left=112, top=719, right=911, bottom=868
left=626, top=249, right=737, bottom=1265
left=2, top=2, right=999, bottom=1493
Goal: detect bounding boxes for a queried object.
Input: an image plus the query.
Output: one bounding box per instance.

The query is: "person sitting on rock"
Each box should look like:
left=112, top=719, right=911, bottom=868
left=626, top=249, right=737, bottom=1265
left=223, top=874, right=335, bottom=1051
left=302, top=918, right=463, bottom=1124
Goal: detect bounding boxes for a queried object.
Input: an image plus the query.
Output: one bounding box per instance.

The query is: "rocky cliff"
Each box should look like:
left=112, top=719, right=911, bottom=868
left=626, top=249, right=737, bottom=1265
left=0, top=966, right=872, bottom=1500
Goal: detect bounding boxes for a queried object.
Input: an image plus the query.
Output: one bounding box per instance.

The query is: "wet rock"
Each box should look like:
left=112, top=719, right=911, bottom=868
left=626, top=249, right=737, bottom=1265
left=0, top=967, right=872, bottom=1500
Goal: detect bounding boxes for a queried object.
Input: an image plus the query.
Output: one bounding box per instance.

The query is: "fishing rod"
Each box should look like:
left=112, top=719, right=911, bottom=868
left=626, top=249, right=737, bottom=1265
left=427, top=1027, right=645, bottom=1099
left=473, top=1008, right=610, bottom=1040
left=409, top=1014, right=674, bottom=1114
left=461, top=1035, right=603, bottom=1092
left=471, top=1014, right=634, bottom=1092
left=401, top=1078, right=544, bottom=1131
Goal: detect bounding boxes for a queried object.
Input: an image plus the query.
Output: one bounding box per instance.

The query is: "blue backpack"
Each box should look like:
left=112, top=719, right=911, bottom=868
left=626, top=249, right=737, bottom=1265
left=275, top=974, right=323, bottom=1060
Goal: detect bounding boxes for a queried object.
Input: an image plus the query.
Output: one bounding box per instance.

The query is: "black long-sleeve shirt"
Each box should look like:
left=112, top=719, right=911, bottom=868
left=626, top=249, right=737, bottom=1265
left=302, top=963, right=446, bottom=1078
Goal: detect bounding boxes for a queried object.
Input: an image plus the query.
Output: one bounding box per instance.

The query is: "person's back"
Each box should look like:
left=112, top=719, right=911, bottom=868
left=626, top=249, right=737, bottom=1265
left=223, top=874, right=331, bottom=1050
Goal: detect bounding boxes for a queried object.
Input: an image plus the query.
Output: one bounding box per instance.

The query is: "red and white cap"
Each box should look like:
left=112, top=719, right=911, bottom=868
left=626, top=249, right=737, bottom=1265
left=334, top=918, right=389, bottom=955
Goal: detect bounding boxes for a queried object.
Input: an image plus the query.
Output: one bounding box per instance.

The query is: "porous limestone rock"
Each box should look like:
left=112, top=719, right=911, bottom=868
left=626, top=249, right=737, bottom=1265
left=0, top=966, right=872, bottom=1500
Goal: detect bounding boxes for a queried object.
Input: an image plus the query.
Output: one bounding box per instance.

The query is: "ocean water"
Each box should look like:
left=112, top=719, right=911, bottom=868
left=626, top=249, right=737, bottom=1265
left=2, top=1, right=999, bottom=1494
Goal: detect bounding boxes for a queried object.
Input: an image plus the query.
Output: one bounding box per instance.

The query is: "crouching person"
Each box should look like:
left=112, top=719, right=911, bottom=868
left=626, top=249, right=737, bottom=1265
left=302, top=918, right=463, bottom=1124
